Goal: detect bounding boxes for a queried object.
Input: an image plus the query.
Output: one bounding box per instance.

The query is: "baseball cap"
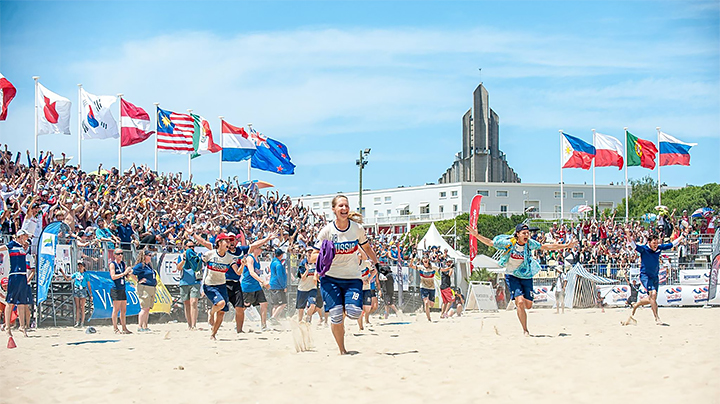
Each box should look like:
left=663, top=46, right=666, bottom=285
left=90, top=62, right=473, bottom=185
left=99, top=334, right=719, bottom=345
left=515, top=223, right=530, bottom=233
left=216, top=233, right=233, bottom=242
left=274, top=248, right=284, bottom=256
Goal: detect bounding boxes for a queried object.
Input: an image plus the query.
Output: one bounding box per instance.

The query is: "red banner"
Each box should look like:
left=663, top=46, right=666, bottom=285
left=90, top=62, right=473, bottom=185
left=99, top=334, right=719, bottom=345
left=468, top=195, right=483, bottom=271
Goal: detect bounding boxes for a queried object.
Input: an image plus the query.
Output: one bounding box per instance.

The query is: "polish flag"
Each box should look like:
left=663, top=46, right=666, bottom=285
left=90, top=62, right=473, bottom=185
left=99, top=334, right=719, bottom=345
left=120, top=99, right=155, bottom=147
left=593, top=132, right=624, bottom=169
left=0, top=73, right=16, bottom=121
left=38, top=83, right=72, bottom=135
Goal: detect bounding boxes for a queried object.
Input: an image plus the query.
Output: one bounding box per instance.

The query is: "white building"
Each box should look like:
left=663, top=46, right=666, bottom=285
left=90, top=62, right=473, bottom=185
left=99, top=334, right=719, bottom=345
left=293, top=182, right=629, bottom=231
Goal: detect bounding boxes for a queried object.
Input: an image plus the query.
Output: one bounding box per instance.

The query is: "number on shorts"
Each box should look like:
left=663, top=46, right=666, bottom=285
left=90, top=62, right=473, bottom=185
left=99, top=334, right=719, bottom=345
left=352, top=292, right=360, bottom=301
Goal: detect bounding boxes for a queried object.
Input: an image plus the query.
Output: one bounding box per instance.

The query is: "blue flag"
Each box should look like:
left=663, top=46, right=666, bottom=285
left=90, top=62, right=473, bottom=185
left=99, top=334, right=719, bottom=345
left=248, top=127, right=295, bottom=175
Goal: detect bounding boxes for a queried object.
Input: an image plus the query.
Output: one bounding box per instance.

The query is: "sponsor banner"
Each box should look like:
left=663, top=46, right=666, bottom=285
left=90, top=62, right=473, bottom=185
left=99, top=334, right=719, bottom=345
left=598, top=285, right=631, bottom=306
left=656, top=284, right=720, bottom=306
left=54, top=244, right=72, bottom=280
left=157, top=252, right=182, bottom=286
left=85, top=271, right=141, bottom=319
left=678, top=269, right=710, bottom=285
left=37, top=222, right=65, bottom=304
left=393, top=266, right=410, bottom=291
left=532, top=285, right=556, bottom=307
left=468, top=194, right=483, bottom=271
left=127, top=275, right=173, bottom=314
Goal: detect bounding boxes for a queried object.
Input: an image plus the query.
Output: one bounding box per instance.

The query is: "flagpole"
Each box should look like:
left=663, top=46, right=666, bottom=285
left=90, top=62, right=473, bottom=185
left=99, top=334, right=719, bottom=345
left=656, top=126, right=661, bottom=207
left=559, top=130, right=564, bottom=224
left=117, top=94, right=123, bottom=172
left=76, top=83, right=82, bottom=166
left=592, top=128, right=597, bottom=220
left=247, top=123, right=253, bottom=182
left=153, top=103, right=159, bottom=172
left=218, top=116, right=224, bottom=180
left=33, top=76, right=39, bottom=160
left=187, top=109, right=193, bottom=183
left=624, top=127, right=629, bottom=222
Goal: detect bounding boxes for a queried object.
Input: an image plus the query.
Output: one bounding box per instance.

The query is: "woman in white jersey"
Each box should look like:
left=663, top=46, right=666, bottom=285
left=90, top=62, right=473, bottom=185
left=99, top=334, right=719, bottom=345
left=316, top=195, right=380, bottom=355
left=201, top=233, right=239, bottom=340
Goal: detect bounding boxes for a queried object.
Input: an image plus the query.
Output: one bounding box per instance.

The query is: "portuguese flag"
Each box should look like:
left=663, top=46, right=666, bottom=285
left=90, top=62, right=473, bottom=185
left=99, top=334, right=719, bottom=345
left=626, top=130, right=657, bottom=169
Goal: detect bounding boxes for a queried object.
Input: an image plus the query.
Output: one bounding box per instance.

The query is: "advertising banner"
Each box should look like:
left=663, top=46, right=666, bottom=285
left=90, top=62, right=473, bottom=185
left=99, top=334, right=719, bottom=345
left=37, top=222, right=67, bottom=304
left=157, top=252, right=182, bottom=286
left=468, top=194, right=483, bottom=271
left=678, top=269, right=710, bottom=285
left=85, top=271, right=141, bottom=319
left=532, top=285, right=556, bottom=307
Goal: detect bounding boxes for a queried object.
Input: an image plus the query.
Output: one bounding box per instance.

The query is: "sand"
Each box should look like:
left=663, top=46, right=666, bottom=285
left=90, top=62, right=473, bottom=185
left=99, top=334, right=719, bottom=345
left=1, top=307, right=718, bottom=404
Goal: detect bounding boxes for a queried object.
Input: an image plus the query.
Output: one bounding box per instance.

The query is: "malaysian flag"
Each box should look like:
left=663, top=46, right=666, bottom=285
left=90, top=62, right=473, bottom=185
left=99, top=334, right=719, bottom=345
left=157, top=107, right=194, bottom=153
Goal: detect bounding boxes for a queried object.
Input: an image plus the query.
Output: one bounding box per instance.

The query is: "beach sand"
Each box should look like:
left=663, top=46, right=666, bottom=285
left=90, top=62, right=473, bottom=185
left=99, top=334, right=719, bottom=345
left=1, top=307, right=718, bottom=404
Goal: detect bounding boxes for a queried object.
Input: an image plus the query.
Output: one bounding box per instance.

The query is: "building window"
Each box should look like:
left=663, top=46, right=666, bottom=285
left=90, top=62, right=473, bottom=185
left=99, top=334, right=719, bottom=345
left=419, top=203, right=430, bottom=214
left=451, top=190, right=458, bottom=197
left=387, top=209, right=392, bottom=216
left=374, top=210, right=379, bottom=217
left=554, top=191, right=567, bottom=199
left=384, top=196, right=391, bottom=204
left=477, top=190, right=489, bottom=196
left=374, top=197, right=381, bottom=205
left=554, top=205, right=562, bottom=213
left=312, top=202, right=320, bottom=209
left=323, top=201, right=330, bottom=208
left=453, top=204, right=458, bottom=212
left=496, top=190, right=508, bottom=197
left=572, top=192, right=584, bottom=199
left=439, top=191, right=447, bottom=198
left=439, top=205, right=444, bottom=213
left=500, top=205, right=508, bottom=213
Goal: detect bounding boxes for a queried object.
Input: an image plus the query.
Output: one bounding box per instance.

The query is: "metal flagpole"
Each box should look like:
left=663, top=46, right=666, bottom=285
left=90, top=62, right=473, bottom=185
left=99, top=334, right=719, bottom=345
left=247, top=123, right=253, bottom=182
left=33, top=76, right=39, bottom=160
left=218, top=116, right=224, bottom=179
left=624, top=127, right=629, bottom=222
left=559, top=130, right=564, bottom=224
left=117, top=94, right=123, bottom=172
left=187, top=109, right=193, bottom=182
left=592, top=129, right=597, bottom=220
left=76, top=83, right=82, bottom=166
left=153, top=103, right=159, bottom=172
left=656, top=126, right=661, bottom=207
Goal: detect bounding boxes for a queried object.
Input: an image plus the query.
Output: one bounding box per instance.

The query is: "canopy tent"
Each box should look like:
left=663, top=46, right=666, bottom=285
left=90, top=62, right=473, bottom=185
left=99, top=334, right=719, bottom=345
left=417, top=223, right=466, bottom=260
left=471, top=254, right=504, bottom=273
left=564, top=263, right=618, bottom=309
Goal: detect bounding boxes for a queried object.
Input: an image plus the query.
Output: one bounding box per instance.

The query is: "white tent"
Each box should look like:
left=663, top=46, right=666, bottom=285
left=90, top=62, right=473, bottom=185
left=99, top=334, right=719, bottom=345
left=471, top=254, right=504, bottom=273
left=417, top=223, right=466, bottom=260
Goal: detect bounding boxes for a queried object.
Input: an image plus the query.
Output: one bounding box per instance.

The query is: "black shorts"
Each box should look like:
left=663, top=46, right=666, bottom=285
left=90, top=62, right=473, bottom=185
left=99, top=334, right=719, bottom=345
left=225, top=281, right=244, bottom=308
left=315, top=287, right=324, bottom=309
left=383, top=278, right=395, bottom=305
left=362, top=289, right=373, bottom=306
left=243, top=290, right=267, bottom=307
left=110, top=288, right=127, bottom=301
left=267, top=289, right=287, bottom=306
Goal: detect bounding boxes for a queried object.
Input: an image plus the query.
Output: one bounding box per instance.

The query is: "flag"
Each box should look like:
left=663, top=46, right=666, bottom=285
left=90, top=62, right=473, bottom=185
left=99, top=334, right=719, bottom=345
left=80, top=89, right=118, bottom=140
left=0, top=73, right=16, bottom=121
left=626, top=130, right=657, bottom=169
left=249, top=127, right=295, bottom=175
left=659, top=131, right=696, bottom=166
left=221, top=120, right=256, bottom=162
left=562, top=132, right=595, bottom=169
left=593, top=132, right=624, bottom=169
left=37, top=83, right=71, bottom=136
left=156, top=108, right=193, bottom=153
left=120, top=99, right=154, bottom=147
left=190, top=114, right=221, bottom=159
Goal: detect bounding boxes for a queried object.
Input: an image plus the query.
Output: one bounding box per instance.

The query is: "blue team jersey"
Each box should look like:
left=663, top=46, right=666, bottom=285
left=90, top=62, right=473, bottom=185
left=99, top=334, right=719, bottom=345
left=635, top=243, right=673, bottom=277
left=241, top=254, right=262, bottom=293
left=226, top=245, right=250, bottom=282
left=7, top=240, right=29, bottom=275
left=133, top=263, right=157, bottom=287
left=269, top=257, right=287, bottom=290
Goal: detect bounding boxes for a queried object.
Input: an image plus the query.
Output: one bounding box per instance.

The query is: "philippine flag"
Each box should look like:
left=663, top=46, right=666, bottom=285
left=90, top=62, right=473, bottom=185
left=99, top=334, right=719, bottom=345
left=221, top=120, right=256, bottom=162
left=659, top=132, right=696, bottom=166
left=593, top=132, right=624, bottom=169
left=562, top=132, right=595, bottom=170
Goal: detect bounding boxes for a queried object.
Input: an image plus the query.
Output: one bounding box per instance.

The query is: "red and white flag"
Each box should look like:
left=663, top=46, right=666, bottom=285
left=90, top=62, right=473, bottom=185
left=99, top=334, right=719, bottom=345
left=593, top=132, right=623, bottom=169
left=37, top=83, right=72, bottom=135
left=120, top=99, right=154, bottom=147
left=156, top=107, right=194, bottom=153
left=0, top=73, right=16, bottom=121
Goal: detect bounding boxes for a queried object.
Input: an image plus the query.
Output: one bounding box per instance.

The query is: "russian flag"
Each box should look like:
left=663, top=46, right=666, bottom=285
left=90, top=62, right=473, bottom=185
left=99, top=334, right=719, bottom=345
left=659, top=132, right=696, bottom=166
left=562, top=132, right=595, bottom=170
left=221, top=120, right=256, bottom=162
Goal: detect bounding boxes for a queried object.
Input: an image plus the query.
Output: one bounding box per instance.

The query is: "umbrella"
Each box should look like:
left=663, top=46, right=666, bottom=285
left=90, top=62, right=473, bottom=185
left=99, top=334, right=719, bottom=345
left=240, top=180, right=274, bottom=189
left=87, top=169, right=110, bottom=176
left=691, top=207, right=713, bottom=218
left=570, top=204, right=592, bottom=214
left=641, top=213, right=657, bottom=223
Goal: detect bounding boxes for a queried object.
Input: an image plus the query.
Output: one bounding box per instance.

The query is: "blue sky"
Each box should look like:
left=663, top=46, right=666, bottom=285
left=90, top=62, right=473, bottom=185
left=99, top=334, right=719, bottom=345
left=1, top=1, right=718, bottom=197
